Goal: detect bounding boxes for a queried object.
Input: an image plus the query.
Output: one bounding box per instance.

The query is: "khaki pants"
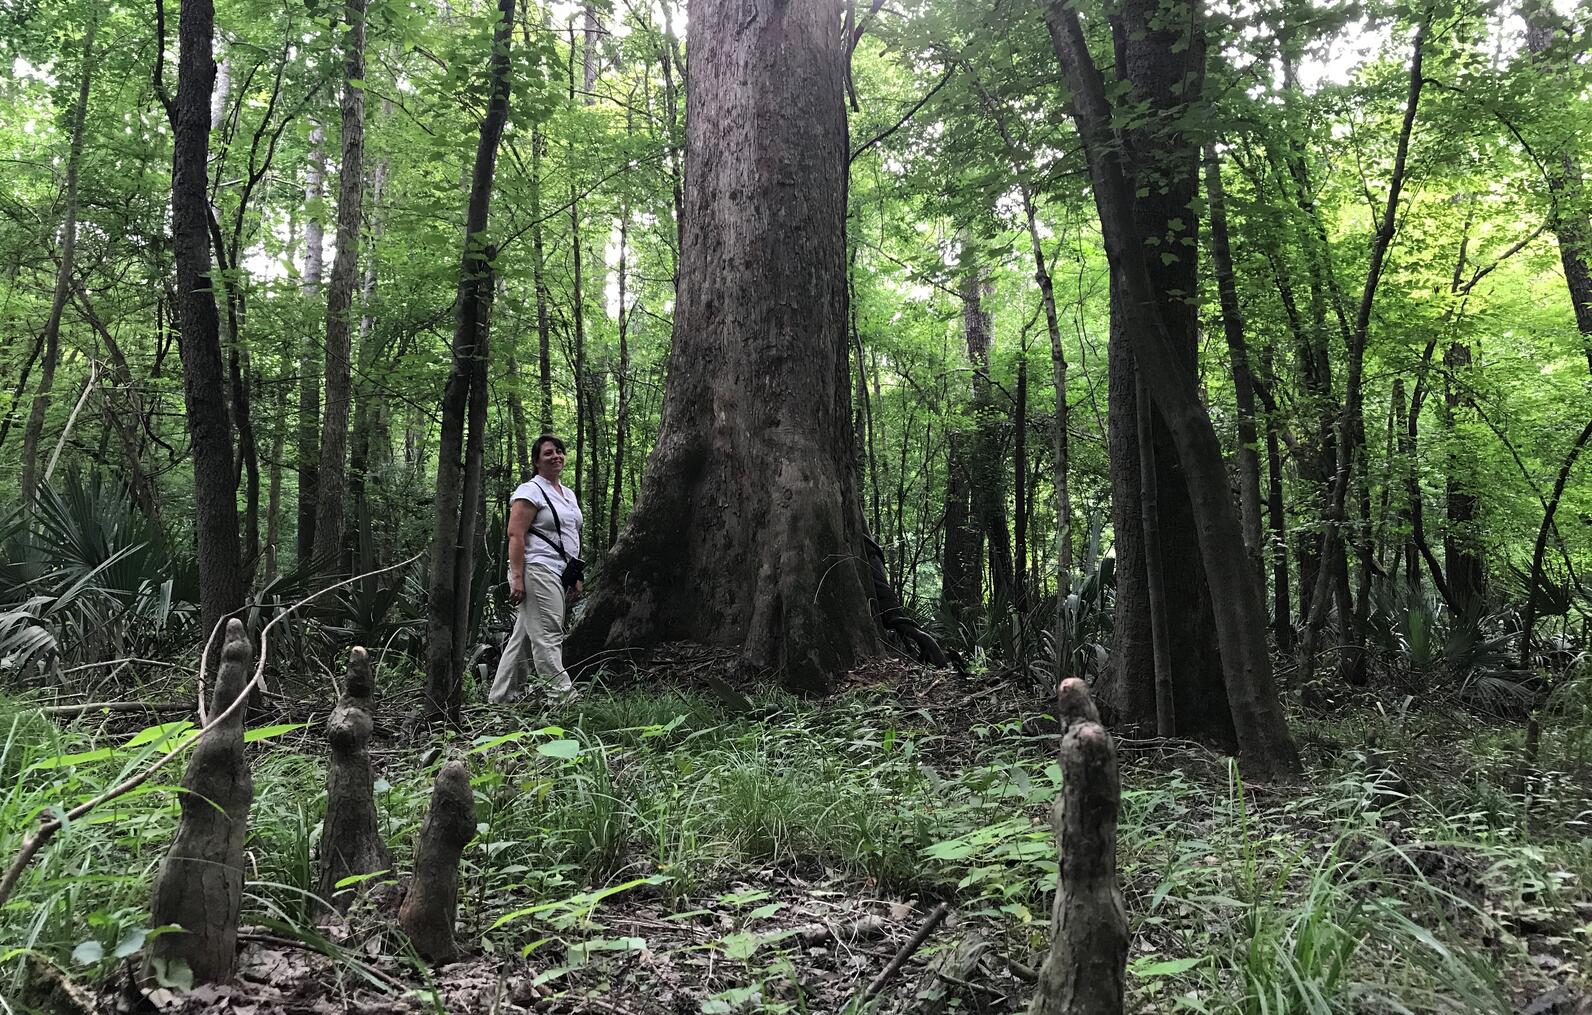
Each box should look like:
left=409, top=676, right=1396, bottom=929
left=488, top=566, right=573, bottom=703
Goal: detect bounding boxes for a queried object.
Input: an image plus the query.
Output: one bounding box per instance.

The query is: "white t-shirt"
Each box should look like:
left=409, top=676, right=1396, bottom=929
left=512, top=475, right=582, bottom=577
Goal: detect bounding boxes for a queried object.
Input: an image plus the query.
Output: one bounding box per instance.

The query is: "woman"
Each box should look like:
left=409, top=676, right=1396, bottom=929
left=488, top=433, right=583, bottom=704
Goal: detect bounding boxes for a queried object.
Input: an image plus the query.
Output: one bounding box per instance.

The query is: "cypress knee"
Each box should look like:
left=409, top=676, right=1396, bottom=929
left=318, top=646, right=392, bottom=913
left=397, top=759, right=475, bottom=963
left=144, top=619, right=254, bottom=985
left=1028, top=678, right=1128, bottom=1015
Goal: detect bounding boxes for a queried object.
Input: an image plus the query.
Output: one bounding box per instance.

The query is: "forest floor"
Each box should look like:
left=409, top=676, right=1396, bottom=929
left=5, top=649, right=1592, bottom=1015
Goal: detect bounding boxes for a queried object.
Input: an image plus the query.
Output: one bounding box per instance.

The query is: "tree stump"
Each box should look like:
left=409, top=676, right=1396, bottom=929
left=397, top=759, right=475, bottom=963
left=318, top=646, right=392, bottom=914
left=1028, top=678, right=1128, bottom=1015
left=143, top=618, right=254, bottom=986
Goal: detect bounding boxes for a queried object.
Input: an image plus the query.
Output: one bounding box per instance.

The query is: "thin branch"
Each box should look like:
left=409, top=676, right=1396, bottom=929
left=848, top=64, right=957, bottom=166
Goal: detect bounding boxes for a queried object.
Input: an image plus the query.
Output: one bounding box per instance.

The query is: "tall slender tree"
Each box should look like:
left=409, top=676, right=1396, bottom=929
left=298, top=124, right=327, bottom=563
left=424, top=0, right=515, bottom=722
left=312, top=0, right=369, bottom=573
left=168, top=0, right=245, bottom=647
left=20, top=6, right=98, bottom=506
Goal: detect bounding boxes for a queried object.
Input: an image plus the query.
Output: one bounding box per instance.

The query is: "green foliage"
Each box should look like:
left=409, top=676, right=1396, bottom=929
left=0, top=472, right=195, bottom=678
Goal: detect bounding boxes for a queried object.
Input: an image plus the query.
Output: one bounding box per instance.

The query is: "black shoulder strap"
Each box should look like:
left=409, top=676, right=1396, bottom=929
left=526, top=483, right=568, bottom=560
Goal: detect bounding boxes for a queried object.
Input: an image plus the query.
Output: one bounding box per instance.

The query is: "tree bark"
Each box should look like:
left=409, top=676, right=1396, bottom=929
left=942, top=433, right=982, bottom=620
left=171, top=0, right=245, bottom=648
left=298, top=123, right=327, bottom=565
left=318, top=646, right=391, bottom=913
left=971, top=72, right=1073, bottom=664
left=144, top=620, right=252, bottom=985
left=397, top=759, right=475, bottom=963
left=1136, top=373, right=1174, bottom=738
left=350, top=116, right=392, bottom=579
left=1204, top=144, right=1264, bottom=570
left=565, top=0, right=880, bottom=693
left=1526, top=6, right=1592, bottom=373
left=530, top=124, right=554, bottom=432
left=1045, top=0, right=1300, bottom=780
left=20, top=9, right=97, bottom=506
left=1027, top=679, right=1126, bottom=1015
left=581, top=2, right=600, bottom=99
left=610, top=198, right=631, bottom=546
left=424, top=0, right=514, bottom=723
left=1259, top=343, right=1292, bottom=650
left=1084, top=3, right=1230, bottom=747
left=961, top=259, right=1018, bottom=611
left=1443, top=340, right=1486, bottom=618
left=312, top=0, right=368, bottom=574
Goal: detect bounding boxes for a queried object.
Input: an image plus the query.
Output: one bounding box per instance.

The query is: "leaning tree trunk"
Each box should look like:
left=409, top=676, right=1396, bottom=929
left=171, top=0, right=244, bottom=648
left=1204, top=144, right=1265, bottom=570
left=312, top=0, right=368, bottom=574
left=20, top=8, right=96, bottom=506
left=144, top=620, right=253, bottom=985
left=1046, top=0, right=1301, bottom=781
left=424, top=0, right=514, bottom=723
left=565, top=0, right=880, bottom=693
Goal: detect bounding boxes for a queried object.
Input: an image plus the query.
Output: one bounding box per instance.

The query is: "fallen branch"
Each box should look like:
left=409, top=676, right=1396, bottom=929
left=796, top=913, right=890, bottom=946
left=857, top=902, right=950, bottom=1005
left=0, top=553, right=423, bottom=911
left=39, top=701, right=192, bottom=716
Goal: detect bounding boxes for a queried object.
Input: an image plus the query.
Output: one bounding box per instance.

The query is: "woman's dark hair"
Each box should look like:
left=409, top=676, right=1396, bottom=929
left=530, top=434, right=566, bottom=476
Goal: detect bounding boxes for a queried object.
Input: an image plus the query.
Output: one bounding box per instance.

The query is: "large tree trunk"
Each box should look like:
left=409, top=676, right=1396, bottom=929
left=298, top=124, right=327, bottom=565
left=172, top=0, right=245, bottom=648
left=1084, top=4, right=1230, bottom=747
left=565, top=0, right=880, bottom=693
left=1046, top=0, right=1300, bottom=780
left=20, top=11, right=96, bottom=506
left=423, top=0, right=514, bottom=723
left=312, top=0, right=367, bottom=574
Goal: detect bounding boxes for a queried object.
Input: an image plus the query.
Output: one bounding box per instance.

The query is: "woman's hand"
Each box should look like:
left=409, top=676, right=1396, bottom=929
left=570, top=580, right=584, bottom=602
left=508, top=575, right=525, bottom=604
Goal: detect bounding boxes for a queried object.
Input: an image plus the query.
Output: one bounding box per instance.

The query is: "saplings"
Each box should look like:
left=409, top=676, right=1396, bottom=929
left=397, top=759, right=475, bottom=962
left=318, top=646, right=392, bottom=913
left=144, top=619, right=254, bottom=985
